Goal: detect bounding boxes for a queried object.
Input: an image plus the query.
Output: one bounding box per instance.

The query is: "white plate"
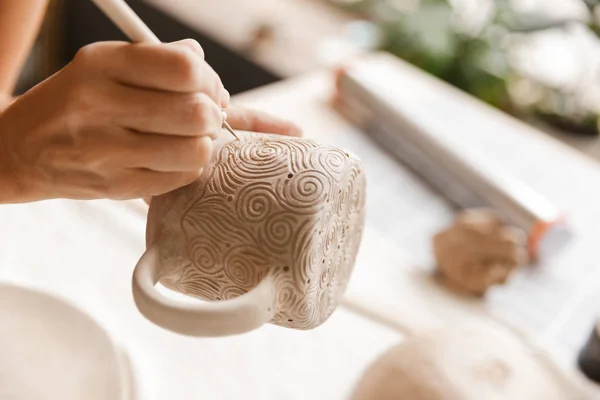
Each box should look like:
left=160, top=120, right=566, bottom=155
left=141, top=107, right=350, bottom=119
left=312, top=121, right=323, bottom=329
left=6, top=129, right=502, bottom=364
left=0, top=283, right=133, bottom=400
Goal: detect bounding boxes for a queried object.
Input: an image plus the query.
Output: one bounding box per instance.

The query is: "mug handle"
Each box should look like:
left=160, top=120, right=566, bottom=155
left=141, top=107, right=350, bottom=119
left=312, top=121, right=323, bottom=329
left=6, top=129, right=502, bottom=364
left=132, top=246, right=277, bottom=337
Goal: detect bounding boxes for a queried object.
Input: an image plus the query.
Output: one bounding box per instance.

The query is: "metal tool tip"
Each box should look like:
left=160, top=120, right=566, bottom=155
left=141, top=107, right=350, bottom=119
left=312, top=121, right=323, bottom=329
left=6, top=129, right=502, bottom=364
left=223, top=121, right=239, bottom=140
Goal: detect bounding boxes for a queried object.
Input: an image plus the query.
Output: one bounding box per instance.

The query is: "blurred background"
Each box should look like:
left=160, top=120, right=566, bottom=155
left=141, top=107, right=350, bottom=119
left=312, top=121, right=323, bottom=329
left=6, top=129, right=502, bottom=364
left=7, top=1, right=600, bottom=396
left=19, top=0, right=599, bottom=148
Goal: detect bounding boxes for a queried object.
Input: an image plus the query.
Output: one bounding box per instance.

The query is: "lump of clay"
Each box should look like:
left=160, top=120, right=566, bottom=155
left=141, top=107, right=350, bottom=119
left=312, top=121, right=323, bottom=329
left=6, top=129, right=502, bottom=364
left=350, top=322, right=584, bottom=400
left=432, top=208, right=528, bottom=296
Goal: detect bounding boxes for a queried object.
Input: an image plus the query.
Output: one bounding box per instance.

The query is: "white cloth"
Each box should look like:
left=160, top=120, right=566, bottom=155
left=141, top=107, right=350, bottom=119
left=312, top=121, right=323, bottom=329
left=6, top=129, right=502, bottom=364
left=0, top=198, right=401, bottom=400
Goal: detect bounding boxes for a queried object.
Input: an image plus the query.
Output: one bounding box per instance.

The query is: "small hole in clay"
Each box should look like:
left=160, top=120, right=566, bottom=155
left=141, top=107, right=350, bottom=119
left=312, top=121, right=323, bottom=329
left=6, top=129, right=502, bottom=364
left=283, top=266, right=290, bottom=272
left=288, top=319, right=293, bottom=322
left=227, top=196, right=233, bottom=202
left=339, top=190, right=342, bottom=194
left=337, top=245, right=341, bottom=249
left=307, top=279, right=311, bottom=284
left=318, top=230, right=322, bottom=235
left=225, top=242, right=231, bottom=248
left=287, top=173, right=293, bottom=179
left=322, top=259, right=325, bottom=264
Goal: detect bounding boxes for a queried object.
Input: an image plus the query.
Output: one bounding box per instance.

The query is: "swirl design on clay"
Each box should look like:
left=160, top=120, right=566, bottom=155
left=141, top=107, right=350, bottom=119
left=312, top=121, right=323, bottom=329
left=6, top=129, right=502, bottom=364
left=221, top=286, right=247, bottom=300
left=281, top=170, right=329, bottom=212
left=176, top=273, right=224, bottom=300
left=182, top=196, right=255, bottom=247
left=235, top=183, right=279, bottom=223
left=209, top=163, right=242, bottom=196
left=273, top=273, right=297, bottom=311
left=186, top=236, right=222, bottom=275
left=324, top=220, right=337, bottom=255
left=223, top=246, right=268, bottom=287
left=319, top=148, right=348, bottom=181
left=148, top=133, right=367, bottom=330
left=347, top=165, right=363, bottom=214
left=260, top=212, right=298, bottom=254
left=296, top=296, right=318, bottom=328
left=292, top=220, right=319, bottom=286
left=230, top=139, right=290, bottom=179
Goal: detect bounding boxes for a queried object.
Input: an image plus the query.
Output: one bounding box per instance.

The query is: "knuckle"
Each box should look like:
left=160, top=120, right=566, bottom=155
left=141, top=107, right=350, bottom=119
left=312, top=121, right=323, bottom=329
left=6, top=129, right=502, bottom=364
left=187, top=136, right=213, bottom=168
left=186, top=94, right=213, bottom=128
left=72, top=42, right=114, bottom=68
left=207, top=68, right=223, bottom=100
left=73, top=43, right=97, bottom=66
left=181, top=39, right=205, bottom=59
left=171, top=47, right=200, bottom=86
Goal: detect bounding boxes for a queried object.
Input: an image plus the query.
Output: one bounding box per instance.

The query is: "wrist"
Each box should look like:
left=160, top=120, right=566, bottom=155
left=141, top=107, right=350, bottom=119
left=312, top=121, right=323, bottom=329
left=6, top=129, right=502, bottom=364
left=0, top=108, right=28, bottom=203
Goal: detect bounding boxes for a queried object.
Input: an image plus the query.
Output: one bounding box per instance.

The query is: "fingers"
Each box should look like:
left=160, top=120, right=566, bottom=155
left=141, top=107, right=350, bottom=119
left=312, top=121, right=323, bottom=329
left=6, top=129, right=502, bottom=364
left=110, top=168, right=202, bottom=199
left=75, top=40, right=229, bottom=106
left=41, top=125, right=214, bottom=173
left=125, top=132, right=213, bottom=172
left=225, top=107, right=302, bottom=136
left=167, top=38, right=205, bottom=60
left=497, top=225, right=527, bottom=246
left=107, top=83, right=223, bottom=138
left=166, top=40, right=229, bottom=108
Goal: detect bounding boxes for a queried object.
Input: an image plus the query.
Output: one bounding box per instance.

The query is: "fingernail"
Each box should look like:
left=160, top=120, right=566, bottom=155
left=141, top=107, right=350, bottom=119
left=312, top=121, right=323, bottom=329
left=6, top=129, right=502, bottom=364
left=221, top=90, right=230, bottom=108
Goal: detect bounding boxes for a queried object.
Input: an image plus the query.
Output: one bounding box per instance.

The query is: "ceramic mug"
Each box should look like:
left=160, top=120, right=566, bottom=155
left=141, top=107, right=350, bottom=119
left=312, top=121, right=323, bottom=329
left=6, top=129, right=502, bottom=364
left=132, top=131, right=366, bottom=337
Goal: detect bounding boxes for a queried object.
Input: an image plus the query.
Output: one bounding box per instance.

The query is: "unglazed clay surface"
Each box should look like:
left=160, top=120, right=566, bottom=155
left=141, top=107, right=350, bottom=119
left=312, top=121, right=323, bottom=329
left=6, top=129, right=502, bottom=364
left=146, top=133, right=366, bottom=329
left=351, top=322, right=580, bottom=400
left=433, top=208, right=528, bottom=296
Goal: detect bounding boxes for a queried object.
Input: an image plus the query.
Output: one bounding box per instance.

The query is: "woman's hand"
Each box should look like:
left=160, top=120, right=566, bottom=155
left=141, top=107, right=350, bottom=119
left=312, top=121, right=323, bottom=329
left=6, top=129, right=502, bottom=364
left=0, top=39, right=228, bottom=203
left=225, top=106, right=302, bottom=137
left=0, top=93, right=12, bottom=111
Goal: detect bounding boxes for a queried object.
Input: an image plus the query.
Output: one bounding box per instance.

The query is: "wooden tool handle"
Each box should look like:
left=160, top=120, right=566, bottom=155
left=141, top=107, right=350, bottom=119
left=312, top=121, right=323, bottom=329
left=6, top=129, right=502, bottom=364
left=91, top=0, right=160, bottom=44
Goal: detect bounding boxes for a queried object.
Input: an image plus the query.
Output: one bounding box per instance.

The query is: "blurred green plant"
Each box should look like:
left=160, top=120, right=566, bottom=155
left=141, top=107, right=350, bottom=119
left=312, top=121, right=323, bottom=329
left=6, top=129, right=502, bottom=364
left=330, top=0, right=600, bottom=135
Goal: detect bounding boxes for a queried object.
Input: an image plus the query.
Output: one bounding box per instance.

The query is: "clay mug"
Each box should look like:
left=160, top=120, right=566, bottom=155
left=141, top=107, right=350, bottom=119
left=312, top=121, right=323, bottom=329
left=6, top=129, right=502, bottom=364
left=132, top=131, right=367, bottom=337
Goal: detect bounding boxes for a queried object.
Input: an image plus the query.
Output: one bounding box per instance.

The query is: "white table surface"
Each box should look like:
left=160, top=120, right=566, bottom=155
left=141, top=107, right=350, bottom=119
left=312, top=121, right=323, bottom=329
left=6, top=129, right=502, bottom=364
left=2, top=68, right=600, bottom=399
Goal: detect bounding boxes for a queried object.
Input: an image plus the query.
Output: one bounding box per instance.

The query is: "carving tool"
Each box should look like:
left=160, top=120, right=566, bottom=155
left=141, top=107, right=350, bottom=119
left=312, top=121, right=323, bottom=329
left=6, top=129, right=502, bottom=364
left=90, top=0, right=239, bottom=140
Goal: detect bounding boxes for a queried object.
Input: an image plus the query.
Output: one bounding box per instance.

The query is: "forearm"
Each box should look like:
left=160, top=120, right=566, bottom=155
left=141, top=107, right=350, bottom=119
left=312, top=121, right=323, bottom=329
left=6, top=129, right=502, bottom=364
left=0, top=111, right=23, bottom=203
left=0, top=0, right=48, bottom=202
left=0, top=0, right=49, bottom=96
left=0, top=94, right=15, bottom=112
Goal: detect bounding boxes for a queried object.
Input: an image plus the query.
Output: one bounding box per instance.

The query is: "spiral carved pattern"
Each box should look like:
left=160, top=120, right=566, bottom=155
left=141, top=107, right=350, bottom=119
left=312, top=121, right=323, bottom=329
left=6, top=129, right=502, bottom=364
left=148, top=133, right=366, bottom=330
left=235, top=183, right=278, bottom=223
left=185, top=236, right=222, bottom=275
left=223, top=246, right=269, bottom=287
